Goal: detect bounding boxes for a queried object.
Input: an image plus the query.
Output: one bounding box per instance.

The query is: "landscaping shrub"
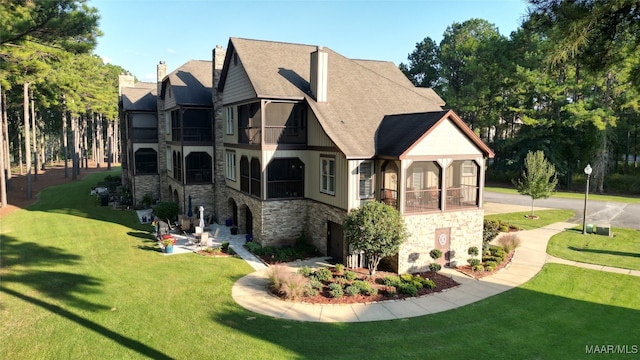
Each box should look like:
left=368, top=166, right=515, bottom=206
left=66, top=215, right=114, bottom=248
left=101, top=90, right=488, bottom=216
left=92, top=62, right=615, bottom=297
left=398, top=283, right=418, bottom=296
left=400, top=273, right=414, bottom=282
left=429, top=263, right=442, bottom=272
left=500, top=225, right=510, bottom=232
left=267, top=265, right=286, bottom=290
left=313, top=267, right=333, bottom=282
left=421, top=278, right=436, bottom=289
left=353, top=280, right=376, bottom=295
left=498, top=234, right=521, bottom=254
left=468, top=258, right=481, bottom=267
left=309, top=278, right=323, bottom=291
left=282, top=273, right=309, bottom=300
left=472, top=264, right=485, bottom=272
left=483, top=220, right=500, bottom=243
left=297, top=266, right=313, bottom=277
left=484, top=261, right=498, bottom=272
left=334, top=263, right=345, bottom=274
left=345, top=285, right=359, bottom=296
left=245, top=242, right=262, bottom=253
left=227, top=247, right=236, bottom=255
left=328, top=283, right=343, bottom=298
left=468, top=246, right=479, bottom=257
left=221, top=241, right=230, bottom=252
left=382, top=275, right=402, bottom=288
left=344, top=270, right=358, bottom=281
left=429, top=249, right=443, bottom=260
left=304, top=283, right=318, bottom=297
left=412, top=279, right=424, bottom=290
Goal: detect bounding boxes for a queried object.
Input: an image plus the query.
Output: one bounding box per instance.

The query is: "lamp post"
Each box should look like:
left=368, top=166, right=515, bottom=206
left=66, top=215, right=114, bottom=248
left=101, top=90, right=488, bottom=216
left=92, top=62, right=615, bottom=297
left=582, top=164, right=592, bottom=234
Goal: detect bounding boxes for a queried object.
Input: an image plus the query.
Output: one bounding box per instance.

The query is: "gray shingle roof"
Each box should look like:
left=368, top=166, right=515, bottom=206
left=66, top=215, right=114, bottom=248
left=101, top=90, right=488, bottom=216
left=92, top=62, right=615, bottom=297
left=121, top=82, right=157, bottom=111
left=377, top=110, right=495, bottom=158
left=221, top=38, right=450, bottom=158
left=163, top=60, right=212, bottom=106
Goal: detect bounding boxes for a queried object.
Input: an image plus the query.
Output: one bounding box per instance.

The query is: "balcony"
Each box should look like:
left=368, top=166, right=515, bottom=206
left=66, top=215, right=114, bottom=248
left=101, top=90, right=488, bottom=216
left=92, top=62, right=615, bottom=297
left=267, top=180, right=304, bottom=199
left=239, top=126, right=306, bottom=145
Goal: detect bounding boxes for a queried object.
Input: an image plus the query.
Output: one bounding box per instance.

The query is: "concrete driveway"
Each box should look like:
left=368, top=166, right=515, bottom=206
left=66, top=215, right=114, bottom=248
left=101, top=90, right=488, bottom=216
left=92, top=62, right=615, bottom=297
left=484, top=191, right=640, bottom=230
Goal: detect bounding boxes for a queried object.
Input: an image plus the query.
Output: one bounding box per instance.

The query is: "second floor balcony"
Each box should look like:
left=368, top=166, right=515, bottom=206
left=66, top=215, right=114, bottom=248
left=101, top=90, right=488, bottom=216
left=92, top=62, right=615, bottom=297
left=239, top=125, right=306, bottom=145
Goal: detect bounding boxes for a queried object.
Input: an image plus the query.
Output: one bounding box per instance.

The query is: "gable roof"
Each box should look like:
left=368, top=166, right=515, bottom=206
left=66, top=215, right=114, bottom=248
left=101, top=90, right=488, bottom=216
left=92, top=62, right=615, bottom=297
left=121, top=82, right=157, bottom=111
left=219, top=38, right=447, bottom=158
left=377, top=110, right=495, bottom=158
left=161, top=60, right=212, bottom=106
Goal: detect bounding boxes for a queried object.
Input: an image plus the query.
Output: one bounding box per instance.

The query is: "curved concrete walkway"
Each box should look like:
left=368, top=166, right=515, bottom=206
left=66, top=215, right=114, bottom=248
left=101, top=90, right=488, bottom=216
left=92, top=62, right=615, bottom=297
left=231, top=222, right=639, bottom=323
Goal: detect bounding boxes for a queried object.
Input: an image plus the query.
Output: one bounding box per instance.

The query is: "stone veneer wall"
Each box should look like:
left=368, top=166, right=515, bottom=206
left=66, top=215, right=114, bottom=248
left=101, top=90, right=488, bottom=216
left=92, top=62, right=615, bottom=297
left=261, top=199, right=308, bottom=247
left=306, top=201, right=347, bottom=255
left=212, top=46, right=228, bottom=224
left=398, top=209, right=484, bottom=274
left=183, top=184, right=215, bottom=218
left=133, top=175, right=160, bottom=205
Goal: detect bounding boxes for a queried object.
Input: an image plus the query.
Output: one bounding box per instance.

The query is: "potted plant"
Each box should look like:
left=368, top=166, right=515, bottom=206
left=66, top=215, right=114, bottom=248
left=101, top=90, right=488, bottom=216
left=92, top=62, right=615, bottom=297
left=160, top=234, right=176, bottom=253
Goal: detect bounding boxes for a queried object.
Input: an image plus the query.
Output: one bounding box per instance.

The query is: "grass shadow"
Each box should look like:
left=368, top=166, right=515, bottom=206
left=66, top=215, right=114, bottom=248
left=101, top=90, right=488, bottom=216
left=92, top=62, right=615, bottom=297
left=568, top=246, right=640, bottom=258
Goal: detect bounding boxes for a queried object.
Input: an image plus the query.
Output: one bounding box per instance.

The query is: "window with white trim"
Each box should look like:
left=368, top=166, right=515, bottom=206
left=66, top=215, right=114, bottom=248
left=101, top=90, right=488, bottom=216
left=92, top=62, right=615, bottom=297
left=225, top=107, right=234, bottom=135
left=225, top=151, right=236, bottom=180
left=320, top=157, right=335, bottom=195
left=358, top=161, right=374, bottom=199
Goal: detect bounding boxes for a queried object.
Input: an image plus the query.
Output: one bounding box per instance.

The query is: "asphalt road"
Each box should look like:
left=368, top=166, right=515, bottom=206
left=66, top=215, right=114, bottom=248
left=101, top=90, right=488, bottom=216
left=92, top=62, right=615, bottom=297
left=484, top=191, right=640, bottom=230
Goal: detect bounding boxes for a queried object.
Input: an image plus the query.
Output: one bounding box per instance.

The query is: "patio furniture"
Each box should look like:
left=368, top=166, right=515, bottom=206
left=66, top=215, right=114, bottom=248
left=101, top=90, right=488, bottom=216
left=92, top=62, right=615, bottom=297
left=180, top=217, right=192, bottom=232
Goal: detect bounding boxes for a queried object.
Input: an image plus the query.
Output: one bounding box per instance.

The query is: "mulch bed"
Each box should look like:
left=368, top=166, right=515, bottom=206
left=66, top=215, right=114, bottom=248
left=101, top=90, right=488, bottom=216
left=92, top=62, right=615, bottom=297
left=455, top=250, right=516, bottom=279
left=271, top=267, right=460, bottom=305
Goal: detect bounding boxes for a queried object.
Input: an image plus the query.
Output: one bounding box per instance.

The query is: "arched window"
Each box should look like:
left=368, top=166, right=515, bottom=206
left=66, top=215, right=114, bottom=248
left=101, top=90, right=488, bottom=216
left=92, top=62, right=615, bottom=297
left=240, top=156, right=249, bottom=193
left=251, top=158, right=261, bottom=198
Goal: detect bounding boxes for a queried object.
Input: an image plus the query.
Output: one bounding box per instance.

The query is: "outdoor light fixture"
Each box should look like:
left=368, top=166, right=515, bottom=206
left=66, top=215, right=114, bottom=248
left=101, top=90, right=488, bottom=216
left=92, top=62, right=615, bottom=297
left=582, top=164, right=592, bottom=234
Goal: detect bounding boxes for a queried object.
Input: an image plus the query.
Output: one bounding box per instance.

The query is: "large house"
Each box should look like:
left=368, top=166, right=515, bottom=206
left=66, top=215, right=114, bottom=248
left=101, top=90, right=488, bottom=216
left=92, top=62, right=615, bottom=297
left=214, top=38, right=494, bottom=273
left=120, top=37, right=494, bottom=274
left=157, top=59, right=215, bottom=216
left=119, top=77, right=159, bottom=205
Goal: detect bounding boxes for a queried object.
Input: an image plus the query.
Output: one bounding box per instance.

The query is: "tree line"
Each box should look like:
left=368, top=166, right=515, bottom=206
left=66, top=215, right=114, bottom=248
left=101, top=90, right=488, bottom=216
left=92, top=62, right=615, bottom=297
left=400, top=0, right=640, bottom=194
left=0, top=0, right=127, bottom=207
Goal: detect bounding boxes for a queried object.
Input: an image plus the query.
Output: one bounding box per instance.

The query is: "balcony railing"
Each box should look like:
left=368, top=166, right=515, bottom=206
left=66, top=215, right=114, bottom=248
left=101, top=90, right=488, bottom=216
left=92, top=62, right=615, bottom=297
left=264, top=126, right=306, bottom=144
left=446, top=186, right=479, bottom=209
left=239, top=126, right=306, bottom=145
left=186, top=169, right=212, bottom=184
left=405, top=188, right=440, bottom=214
left=267, top=180, right=304, bottom=199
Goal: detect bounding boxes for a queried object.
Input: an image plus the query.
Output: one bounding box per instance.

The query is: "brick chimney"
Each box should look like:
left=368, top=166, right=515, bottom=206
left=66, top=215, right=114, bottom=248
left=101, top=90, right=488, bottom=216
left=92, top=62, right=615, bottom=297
left=310, top=46, right=328, bottom=103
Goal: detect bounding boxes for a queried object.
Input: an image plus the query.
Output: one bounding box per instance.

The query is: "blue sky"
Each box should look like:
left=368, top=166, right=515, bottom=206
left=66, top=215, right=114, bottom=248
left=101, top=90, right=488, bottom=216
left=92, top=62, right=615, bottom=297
left=89, top=0, right=530, bottom=82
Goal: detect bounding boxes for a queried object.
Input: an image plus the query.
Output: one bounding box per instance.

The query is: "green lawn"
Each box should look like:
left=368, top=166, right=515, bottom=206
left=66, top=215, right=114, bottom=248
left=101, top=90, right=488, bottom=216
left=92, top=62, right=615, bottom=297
left=485, top=209, right=575, bottom=230
left=2, top=170, right=639, bottom=359
left=486, top=186, right=640, bottom=204
left=547, top=227, right=640, bottom=270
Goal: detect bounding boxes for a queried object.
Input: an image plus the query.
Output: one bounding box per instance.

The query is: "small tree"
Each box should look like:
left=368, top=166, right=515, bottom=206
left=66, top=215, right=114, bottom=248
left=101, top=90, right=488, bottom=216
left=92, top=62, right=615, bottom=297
left=343, top=201, right=407, bottom=275
left=152, top=202, right=179, bottom=222
left=513, top=150, right=558, bottom=217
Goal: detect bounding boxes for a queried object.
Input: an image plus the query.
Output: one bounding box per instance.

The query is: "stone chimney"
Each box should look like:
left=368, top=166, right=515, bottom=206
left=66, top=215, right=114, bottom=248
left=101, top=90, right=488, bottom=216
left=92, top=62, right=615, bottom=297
left=157, top=61, right=167, bottom=96
left=310, top=46, right=328, bottom=103
left=118, top=73, right=134, bottom=95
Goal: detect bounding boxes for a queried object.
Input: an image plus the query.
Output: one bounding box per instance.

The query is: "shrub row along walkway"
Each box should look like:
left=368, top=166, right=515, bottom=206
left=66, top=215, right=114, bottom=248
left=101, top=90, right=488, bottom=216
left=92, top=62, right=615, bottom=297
left=230, top=222, right=639, bottom=323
